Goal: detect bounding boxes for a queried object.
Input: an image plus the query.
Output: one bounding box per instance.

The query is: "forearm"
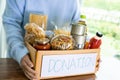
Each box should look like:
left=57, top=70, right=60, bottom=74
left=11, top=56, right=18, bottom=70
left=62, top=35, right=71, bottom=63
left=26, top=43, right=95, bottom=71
left=3, top=17, right=29, bottom=64
left=2, top=0, right=28, bottom=64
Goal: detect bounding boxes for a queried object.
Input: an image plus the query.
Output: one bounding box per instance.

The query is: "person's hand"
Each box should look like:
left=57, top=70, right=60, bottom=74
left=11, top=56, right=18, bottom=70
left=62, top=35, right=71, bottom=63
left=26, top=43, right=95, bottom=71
left=96, top=57, right=101, bottom=71
left=20, top=54, right=38, bottom=80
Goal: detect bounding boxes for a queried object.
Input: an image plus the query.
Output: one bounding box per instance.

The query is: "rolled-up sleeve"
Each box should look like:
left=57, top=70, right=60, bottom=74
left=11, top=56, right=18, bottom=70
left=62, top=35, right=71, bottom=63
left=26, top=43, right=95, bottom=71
left=2, top=0, right=28, bottom=64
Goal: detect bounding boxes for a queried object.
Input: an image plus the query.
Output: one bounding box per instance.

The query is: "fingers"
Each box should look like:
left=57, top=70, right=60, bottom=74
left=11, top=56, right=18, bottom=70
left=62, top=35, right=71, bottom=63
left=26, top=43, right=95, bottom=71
left=24, top=71, right=32, bottom=79
left=96, top=58, right=101, bottom=71
left=23, top=61, right=37, bottom=76
left=24, top=69, right=37, bottom=79
left=96, top=61, right=99, bottom=69
left=24, top=55, right=34, bottom=68
left=20, top=54, right=38, bottom=80
left=24, top=71, right=38, bottom=80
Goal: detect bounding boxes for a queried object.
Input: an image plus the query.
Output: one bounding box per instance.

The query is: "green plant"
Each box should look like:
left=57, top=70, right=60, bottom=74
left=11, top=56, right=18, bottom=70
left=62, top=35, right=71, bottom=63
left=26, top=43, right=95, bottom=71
left=82, top=0, right=120, bottom=55
left=87, top=19, right=120, bottom=51
left=83, top=0, right=120, bottom=11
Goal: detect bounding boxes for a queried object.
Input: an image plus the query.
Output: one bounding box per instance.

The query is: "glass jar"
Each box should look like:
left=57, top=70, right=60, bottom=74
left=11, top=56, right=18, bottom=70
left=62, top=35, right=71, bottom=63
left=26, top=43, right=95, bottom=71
left=33, top=38, right=50, bottom=50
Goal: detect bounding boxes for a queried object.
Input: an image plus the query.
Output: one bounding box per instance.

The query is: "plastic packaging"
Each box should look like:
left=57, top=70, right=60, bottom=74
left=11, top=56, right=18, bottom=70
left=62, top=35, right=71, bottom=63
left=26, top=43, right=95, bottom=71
left=89, top=32, right=103, bottom=49
left=50, top=34, right=74, bottom=50
left=24, top=23, right=45, bottom=45
left=45, top=30, right=54, bottom=40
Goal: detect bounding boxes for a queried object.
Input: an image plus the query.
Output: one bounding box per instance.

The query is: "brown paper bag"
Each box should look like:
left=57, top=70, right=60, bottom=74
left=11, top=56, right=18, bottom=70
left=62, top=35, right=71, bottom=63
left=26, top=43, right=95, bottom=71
left=25, top=41, right=37, bottom=67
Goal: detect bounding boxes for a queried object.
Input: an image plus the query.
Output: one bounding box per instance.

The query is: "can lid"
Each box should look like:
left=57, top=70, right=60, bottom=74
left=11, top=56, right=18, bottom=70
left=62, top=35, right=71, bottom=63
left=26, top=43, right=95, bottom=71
left=72, top=21, right=86, bottom=26
left=80, top=15, right=86, bottom=19
left=78, top=21, right=86, bottom=26
left=35, top=38, right=49, bottom=44
left=96, top=32, right=103, bottom=37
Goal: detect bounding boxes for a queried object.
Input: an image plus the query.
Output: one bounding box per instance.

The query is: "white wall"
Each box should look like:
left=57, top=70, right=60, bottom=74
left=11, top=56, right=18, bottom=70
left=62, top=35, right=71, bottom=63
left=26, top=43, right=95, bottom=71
left=0, top=0, right=7, bottom=58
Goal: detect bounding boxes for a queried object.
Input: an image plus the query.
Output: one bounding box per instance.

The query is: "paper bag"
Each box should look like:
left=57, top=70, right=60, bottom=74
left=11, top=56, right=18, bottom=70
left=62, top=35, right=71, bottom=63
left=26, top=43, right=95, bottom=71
left=25, top=41, right=37, bottom=66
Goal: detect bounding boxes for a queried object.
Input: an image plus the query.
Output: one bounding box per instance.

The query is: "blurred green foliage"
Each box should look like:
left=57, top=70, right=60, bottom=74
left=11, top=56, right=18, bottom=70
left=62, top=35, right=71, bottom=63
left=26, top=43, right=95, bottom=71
left=87, top=19, right=120, bottom=50
left=82, top=0, right=120, bottom=52
left=83, top=0, right=120, bottom=11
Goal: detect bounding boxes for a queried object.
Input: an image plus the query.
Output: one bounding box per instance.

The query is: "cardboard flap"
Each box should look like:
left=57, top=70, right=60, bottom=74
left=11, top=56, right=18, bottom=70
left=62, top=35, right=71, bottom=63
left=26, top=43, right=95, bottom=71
left=25, top=41, right=37, bottom=66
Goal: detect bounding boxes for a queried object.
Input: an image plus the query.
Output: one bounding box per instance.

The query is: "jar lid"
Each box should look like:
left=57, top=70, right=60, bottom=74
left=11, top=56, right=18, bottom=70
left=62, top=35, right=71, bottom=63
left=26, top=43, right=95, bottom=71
left=96, top=32, right=103, bottom=37
left=35, top=38, right=49, bottom=44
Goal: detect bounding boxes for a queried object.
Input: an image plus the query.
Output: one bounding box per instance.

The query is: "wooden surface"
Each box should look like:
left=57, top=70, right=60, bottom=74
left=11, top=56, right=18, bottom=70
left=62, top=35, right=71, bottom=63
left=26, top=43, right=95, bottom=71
left=0, top=58, right=28, bottom=80
left=0, top=56, right=120, bottom=80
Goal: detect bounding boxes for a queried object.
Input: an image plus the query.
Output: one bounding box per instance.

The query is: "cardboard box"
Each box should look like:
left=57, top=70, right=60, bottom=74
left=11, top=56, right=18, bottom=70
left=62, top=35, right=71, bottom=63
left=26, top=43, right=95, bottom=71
left=25, top=41, right=100, bottom=79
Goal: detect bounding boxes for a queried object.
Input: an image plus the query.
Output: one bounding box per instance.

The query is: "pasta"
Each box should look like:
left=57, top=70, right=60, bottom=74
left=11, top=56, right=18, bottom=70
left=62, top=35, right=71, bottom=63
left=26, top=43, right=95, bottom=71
left=54, top=29, right=70, bottom=36
left=24, top=23, right=45, bottom=45
left=50, top=34, right=74, bottom=50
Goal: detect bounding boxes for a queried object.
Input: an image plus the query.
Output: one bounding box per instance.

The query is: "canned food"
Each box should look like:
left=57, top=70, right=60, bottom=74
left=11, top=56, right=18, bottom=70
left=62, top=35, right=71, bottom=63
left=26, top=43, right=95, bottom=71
left=72, top=34, right=86, bottom=49
left=71, top=21, right=86, bottom=35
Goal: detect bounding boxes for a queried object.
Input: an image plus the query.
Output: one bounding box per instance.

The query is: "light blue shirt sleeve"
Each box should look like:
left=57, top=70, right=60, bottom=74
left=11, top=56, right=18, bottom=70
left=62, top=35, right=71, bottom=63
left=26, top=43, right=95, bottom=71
left=2, top=0, right=28, bottom=64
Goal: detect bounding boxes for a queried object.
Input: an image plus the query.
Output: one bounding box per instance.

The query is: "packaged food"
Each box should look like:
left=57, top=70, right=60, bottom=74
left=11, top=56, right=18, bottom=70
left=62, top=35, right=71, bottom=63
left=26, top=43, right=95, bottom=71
left=54, top=29, right=70, bottom=36
left=24, top=23, right=45, bottom=45
left=29, top=13, right=47, bottom=30
left=89, top=32, right=103, bottom=49
left=50, top=34, right=74, bottom=50
left=45, top=30, right=54, bottom=40
left=72, top=34, right=86, bottom=49
left=52, top=22, right=71, bottom=36
left=71, top=21, right=87, bottom=36
left=33, top=38, right=50, bottom=50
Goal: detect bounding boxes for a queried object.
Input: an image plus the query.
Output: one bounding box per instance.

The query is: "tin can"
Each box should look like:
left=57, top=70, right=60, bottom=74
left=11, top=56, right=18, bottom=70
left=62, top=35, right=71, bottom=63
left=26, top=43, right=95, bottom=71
left=72, top=34, right=86, bottom=49
left=71, top=21, right=86, bottom=35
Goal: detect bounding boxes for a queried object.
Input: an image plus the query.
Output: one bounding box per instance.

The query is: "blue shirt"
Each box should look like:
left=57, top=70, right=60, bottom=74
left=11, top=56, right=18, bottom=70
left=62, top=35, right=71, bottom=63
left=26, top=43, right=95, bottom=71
left=3, top=0, right=81, bottom=64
